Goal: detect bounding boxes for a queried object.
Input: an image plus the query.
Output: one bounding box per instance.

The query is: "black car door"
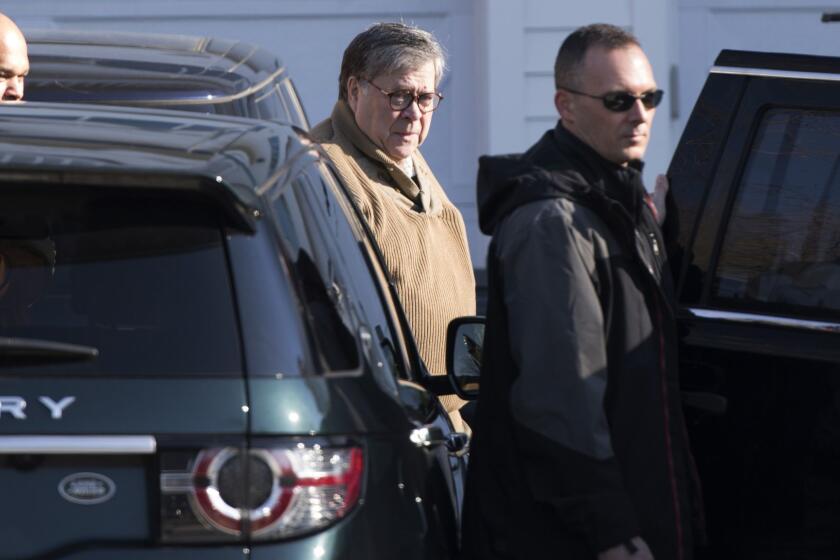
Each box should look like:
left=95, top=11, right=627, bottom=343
left=669, top=50, right=840, bottom=559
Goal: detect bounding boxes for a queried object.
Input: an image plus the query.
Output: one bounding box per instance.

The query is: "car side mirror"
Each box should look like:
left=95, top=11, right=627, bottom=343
left=445, top=316, right=484, bottom=400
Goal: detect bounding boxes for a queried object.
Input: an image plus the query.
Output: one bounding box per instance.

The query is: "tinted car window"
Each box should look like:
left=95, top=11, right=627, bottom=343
left=305, top=162, right=419, bottom=387
left=713, top=108, right=840, bottom=317
left=225, top=228, right=310, bottom=378
left=255, top=78, right=309, bottom=128
left=269, top=179, right=360, bottom=372
left=255, top=84, right=288, bottom=121
left=313, top=164, right=414, bottom=379
left=269, top=160, right=408, bottom=392
left=0, top=186, right=241, bottom=376
left=25, top=79, right=241, bottom=115
left=27, top=71, right=307, bottom=128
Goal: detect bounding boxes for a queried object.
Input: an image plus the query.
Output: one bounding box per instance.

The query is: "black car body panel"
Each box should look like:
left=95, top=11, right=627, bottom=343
left=669, top=50, right=840, bottom=558
left=24, top=29, right=309, bottom=128
left=0, top=103, right=459, bottom=558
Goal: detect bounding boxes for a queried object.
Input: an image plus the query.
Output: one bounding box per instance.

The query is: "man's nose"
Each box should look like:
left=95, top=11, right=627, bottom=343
left=627, top=98, right=650, bottom=122
left=3, top=78, right=24, bottom=101
left=401, top=98, right=423, bottom=119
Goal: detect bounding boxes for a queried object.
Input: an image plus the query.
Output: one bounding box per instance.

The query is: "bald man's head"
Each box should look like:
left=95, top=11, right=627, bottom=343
left=0, top=13, right=27, bottom=102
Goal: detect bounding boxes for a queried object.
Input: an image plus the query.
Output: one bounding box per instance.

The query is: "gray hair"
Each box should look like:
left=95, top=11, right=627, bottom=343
left=338, top=22, right=446, bottom=101
left=554, top=23, right=640, bottom=90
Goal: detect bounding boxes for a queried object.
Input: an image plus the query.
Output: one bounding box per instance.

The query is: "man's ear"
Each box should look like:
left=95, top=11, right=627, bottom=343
left=346, top=76, right=361, bottom=112
left=554, top=89, right=574, bottom=122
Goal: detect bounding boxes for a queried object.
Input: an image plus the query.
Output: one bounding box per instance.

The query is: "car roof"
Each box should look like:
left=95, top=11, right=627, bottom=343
left=0, top=102, right=317, bottom=231
left=24, top=29, right=287, bottom=104
left=714, top=49, right=840, bottom=75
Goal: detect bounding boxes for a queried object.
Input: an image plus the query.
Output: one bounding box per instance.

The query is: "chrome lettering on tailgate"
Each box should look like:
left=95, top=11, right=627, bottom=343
left=0, top=396, right=75, bottom=419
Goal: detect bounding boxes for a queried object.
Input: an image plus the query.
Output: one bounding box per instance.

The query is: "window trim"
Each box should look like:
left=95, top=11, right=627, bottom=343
left=711, top=66, right=840, bottom=83
left=687, top=307, right=840, bottom=334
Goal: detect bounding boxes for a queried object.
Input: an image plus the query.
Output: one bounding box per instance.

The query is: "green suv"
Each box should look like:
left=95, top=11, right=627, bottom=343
left=0, top=102, right=466, bottom=559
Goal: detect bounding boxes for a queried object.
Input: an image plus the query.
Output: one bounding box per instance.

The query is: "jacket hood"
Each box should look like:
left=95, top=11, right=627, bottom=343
left=477, top=132, right=582, bottom=235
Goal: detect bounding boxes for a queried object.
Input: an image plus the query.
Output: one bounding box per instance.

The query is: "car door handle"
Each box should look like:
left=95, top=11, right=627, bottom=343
left=410, top=426, right=470, bottom=456
left=445, top=432, right=469, bottom=456
left=410, top=425, right=446, bottom=448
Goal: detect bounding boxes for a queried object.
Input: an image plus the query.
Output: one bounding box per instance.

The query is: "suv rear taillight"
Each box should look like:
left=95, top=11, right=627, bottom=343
left=160, top=441, right=363, bottom=542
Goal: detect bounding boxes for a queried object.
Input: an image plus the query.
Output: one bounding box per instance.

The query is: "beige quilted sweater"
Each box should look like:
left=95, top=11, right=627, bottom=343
left=311, top=101, right=476, bottom=431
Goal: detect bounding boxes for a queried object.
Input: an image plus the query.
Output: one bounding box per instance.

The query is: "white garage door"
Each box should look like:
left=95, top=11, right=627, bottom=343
left=676, top=1, right=840, bottom=140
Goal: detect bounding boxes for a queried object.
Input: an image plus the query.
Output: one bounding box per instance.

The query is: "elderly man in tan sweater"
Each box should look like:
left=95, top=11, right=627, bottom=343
left=311, top=22, right=475, bottom=432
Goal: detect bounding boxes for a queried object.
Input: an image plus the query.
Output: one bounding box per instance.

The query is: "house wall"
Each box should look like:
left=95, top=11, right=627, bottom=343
left=675, top=1, right=840, bottom=142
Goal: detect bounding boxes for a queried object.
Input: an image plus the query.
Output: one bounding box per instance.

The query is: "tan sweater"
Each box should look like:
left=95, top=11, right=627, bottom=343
left=311, top=101, right=476, bottom=424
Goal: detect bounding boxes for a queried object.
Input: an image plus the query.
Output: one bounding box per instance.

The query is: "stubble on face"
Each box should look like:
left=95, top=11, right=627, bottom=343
left=560, top=45, right=657, bottom=166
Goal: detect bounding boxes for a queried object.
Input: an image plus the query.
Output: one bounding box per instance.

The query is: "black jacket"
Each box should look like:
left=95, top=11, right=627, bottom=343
left=461, top=124, right=704, bottom=560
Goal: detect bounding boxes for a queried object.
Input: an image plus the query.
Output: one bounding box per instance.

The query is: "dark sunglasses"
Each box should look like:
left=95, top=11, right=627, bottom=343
left=561, top=87, right=664, bottom=112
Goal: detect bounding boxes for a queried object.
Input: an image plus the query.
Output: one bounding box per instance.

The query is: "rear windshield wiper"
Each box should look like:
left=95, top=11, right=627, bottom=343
left=0, top=337, right=99, bottom=366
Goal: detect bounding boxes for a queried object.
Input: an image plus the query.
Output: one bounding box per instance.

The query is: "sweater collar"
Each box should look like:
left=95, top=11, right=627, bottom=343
left=331, top=100, right=431, bottom=211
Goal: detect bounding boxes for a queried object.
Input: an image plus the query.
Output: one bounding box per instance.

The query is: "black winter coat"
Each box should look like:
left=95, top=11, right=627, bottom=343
left=460, top=124, right=704, bottom=560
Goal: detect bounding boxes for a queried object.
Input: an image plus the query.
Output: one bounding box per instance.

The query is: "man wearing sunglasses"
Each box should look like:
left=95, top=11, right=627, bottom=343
left=462, top=24, right=703, bottom=560
left=311, top=23, right=475, bottom=433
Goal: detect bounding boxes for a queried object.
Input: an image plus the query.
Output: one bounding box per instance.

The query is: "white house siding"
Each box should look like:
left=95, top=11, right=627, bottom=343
left=477, top=0, right=674, bottom=216
left=676, top=1, right=840, bottom=143
left=521, top=1, right=636, bottom=146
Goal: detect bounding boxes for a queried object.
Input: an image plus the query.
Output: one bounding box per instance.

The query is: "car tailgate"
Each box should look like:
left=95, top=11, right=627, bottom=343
left=0, top=377, right=247, bottom=558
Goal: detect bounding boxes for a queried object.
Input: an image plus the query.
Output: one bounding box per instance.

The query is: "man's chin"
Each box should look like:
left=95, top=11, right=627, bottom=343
left=386, top=144, right=417, bottom=163
left=622, top=146, right=647, bottom=162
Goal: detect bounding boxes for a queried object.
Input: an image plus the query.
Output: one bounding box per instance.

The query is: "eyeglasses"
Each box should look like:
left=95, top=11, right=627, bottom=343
left=361, top=79, right=443, bottom=113
left=561, top=87, right=664, bottom=113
